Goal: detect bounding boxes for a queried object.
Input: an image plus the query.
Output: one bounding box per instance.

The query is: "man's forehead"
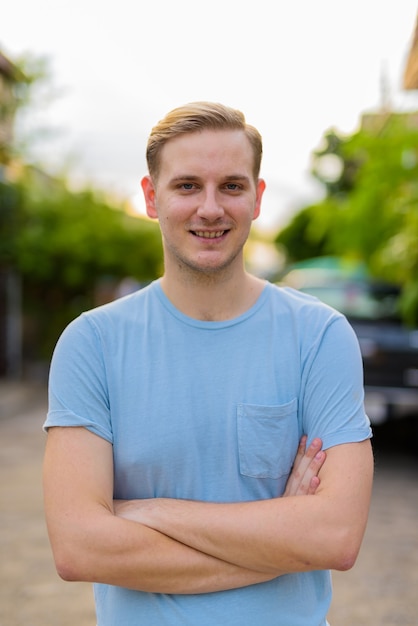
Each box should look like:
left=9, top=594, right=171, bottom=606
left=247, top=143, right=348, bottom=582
left=158, top=129, right=253, bottom=172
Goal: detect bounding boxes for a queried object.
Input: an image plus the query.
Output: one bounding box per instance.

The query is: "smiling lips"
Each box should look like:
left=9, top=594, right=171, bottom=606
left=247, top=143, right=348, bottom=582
left=193, top=230, right=226, bottom=239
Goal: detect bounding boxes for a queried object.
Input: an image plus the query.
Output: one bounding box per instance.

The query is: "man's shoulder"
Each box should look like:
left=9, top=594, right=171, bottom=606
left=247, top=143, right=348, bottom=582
left=86, top=280, right=158, bottom=320
left=59, top=282, right=161, bottom=344
left=266, top=281, right=342, bottom=318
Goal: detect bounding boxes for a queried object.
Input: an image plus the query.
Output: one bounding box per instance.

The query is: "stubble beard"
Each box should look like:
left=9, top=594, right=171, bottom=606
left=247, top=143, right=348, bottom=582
left=164, top=239, right=246, bottom=287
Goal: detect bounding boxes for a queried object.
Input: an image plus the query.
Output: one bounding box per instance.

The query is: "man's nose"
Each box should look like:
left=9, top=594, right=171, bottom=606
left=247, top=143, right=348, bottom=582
left=196, top=190, right=225, bottom=220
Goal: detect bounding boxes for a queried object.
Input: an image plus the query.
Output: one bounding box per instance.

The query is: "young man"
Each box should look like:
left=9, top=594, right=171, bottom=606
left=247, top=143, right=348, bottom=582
left=43, top=102, right=373, bottom=625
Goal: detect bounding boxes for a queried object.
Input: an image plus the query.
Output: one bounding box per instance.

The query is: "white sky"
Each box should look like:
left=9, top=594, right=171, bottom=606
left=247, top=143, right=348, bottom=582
left=2, top=0, right=418, bottom=231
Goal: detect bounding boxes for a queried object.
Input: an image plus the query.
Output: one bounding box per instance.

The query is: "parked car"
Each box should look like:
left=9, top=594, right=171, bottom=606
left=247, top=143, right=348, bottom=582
left=278, top=258, right=418, bottom=424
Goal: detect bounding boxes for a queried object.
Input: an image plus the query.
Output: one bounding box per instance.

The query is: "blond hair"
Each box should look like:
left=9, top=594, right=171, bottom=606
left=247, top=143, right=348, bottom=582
left=146, top=101, right=263, bottom=181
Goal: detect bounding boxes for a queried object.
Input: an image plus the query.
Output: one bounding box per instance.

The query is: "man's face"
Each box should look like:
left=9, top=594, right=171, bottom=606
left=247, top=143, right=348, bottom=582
left=142, top=129, right=265, bottom=278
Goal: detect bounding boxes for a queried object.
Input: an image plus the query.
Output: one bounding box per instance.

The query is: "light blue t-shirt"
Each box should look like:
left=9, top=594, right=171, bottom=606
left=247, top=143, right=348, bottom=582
left=45, top=280, right=372, bottom=626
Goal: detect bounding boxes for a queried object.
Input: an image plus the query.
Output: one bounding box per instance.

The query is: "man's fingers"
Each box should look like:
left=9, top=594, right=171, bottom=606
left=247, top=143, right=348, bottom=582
left=299, top=450, right=326, bottom=495
left=293, top=438, right=323, bottom=481
left=294, top=435, right=308, bottom=466
left=283, top=437, right=325, bottom=497
left=307, top=475, right=320, bottom=496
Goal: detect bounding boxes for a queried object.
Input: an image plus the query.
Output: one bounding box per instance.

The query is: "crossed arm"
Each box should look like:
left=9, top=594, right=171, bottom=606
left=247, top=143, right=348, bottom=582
left=43, top=427, right=373, bottom=594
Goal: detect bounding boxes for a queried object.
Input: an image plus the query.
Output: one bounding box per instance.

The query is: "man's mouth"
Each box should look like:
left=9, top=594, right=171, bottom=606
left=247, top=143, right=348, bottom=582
left=192, top=230, right=226, bottom=239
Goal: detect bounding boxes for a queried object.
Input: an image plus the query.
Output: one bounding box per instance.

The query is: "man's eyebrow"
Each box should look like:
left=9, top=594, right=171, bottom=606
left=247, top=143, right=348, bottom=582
left=221, top=175, right=251, bottom=185
left=170, top=176, right=200, bottom=183
left=169, top=174, right=250, bottom=183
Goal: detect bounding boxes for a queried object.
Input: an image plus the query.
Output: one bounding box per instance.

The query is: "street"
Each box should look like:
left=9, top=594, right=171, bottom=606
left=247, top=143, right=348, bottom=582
left=0, top=382, right=417, bottom=626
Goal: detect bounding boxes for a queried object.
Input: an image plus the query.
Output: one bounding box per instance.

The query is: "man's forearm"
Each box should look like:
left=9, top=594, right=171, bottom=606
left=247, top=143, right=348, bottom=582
left=114, top=436, right=329, bottom=576
left=102, top=436, right=325, bottom=590
left=51, top=510, right=277, bottom=593
left=115, top=441, right=373, bottom=576
left=116, top=496, right=316, bottom=575
left=44, top=427, right=276, bottom=595
left=115, top=495, right=346, bottom=575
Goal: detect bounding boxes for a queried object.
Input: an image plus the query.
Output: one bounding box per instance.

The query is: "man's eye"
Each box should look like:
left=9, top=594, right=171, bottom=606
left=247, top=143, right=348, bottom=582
left=225, top=183, right=240, bottom=191
left=181, top=183, right=195, bottom=190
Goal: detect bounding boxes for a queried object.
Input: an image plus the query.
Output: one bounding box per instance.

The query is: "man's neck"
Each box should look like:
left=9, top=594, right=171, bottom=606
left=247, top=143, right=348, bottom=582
left=160, top=269, right=265, bottom=322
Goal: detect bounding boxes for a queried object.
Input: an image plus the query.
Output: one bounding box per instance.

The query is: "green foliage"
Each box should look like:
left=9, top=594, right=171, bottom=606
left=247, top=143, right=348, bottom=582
left=275, top=199, right=338, bottom=263
left=0, top=50, right=164, bottom=366
left=1, top=170, right=163, bottom=360
left=15, top=173, right=163, bottom=284
left=275, top=113, right=418, bottom=325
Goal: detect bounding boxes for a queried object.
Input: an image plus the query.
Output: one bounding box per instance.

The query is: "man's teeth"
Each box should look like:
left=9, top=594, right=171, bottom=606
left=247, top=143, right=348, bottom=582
left=195, top=231, right=225, bottom=239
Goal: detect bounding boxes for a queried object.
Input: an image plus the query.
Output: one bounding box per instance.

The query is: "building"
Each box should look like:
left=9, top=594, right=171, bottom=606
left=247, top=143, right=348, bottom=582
left=404, top=11, right=418, bottom=90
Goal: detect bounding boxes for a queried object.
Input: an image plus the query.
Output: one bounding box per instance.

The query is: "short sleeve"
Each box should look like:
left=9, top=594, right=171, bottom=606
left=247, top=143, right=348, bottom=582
left=300, top=315, right=372, bottom=449
left=44, top=314, right=113, bottom=443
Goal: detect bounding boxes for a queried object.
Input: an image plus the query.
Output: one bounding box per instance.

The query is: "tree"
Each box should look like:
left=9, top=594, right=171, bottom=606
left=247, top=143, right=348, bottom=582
left=275, top=113, right=418, bottom=325
left=6, top=169, right=163, bottom=362
left=0, top=51, right=163, bottom=368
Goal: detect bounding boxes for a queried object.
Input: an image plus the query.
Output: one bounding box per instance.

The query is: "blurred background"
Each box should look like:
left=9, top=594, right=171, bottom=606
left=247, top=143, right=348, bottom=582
left=2, top=0, right=418, bottom=441
left=1, top=0, right=418, bottom=384
left=1, top=3, right=418, bottom=624
left=1, top=1, right=418, bottom=391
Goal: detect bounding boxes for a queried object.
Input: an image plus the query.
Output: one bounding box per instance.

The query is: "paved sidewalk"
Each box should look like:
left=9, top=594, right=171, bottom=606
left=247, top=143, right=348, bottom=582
left=0, top=380, right=96, bottom=626
left=0, top=380, right=47, bottom=419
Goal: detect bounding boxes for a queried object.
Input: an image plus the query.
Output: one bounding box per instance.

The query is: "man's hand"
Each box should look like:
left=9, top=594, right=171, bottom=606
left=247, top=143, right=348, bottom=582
left=283, top=436, right=326, bottom=497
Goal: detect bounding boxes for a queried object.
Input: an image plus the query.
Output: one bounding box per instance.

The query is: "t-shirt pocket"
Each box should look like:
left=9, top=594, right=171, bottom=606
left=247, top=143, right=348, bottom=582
left=237, top=399, right=299, bottom=479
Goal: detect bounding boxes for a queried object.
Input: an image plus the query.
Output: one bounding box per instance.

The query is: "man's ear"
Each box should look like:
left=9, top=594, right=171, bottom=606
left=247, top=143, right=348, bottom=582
left=252, top=178, right=266, bottom=221
left=141, top=175, right=158, bottom=219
